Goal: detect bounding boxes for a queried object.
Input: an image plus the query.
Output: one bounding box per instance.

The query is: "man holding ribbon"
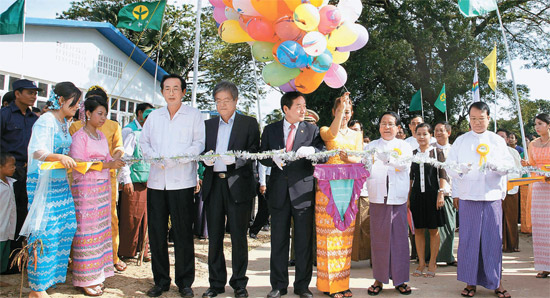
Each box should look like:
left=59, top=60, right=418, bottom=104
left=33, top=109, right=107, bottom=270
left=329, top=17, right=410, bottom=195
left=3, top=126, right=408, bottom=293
left=447, top=102, right=513, bottom=298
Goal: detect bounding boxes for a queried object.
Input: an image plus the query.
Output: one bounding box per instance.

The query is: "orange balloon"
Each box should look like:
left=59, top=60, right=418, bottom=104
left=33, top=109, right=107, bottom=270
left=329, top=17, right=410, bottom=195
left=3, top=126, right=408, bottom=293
left=247, top=17, right=278, bottom=42
left=283, top=0, right=300, bottom=11
left=251, top=0, right=278, bottom=21
left=223, top=0, right=233, bottom=8
left=295, top=68, right=326, bottom=94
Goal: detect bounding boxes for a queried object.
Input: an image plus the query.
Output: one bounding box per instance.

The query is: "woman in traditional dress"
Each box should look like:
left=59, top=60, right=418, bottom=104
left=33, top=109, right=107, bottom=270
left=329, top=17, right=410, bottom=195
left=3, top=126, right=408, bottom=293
left=23, top=82, right=81, bottom=298
left=69, top=96, right=124, bottom=296
left=315, top=93, right=365, bottom=298
left=408, top=123, right=448, bottom=278
left=524, top=113, right=550, bottom=278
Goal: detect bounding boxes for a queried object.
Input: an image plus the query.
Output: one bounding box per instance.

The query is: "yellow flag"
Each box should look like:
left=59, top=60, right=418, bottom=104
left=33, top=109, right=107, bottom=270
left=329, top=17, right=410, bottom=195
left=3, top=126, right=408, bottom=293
left=483, top=46, right=497, bottom=91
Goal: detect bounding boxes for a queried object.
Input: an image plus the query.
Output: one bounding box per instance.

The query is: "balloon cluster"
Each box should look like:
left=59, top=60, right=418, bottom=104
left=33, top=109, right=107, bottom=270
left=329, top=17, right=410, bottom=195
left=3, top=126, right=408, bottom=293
left=210, top=0, right=368, bottom=94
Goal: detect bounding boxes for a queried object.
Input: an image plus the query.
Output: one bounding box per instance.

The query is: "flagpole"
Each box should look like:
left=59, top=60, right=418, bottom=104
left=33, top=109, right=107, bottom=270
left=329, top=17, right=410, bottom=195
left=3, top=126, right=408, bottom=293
left=445, top=109, right=448, bottom=122
left=190, top=0, right=202, bottom=108
left=494, top=88, right=498, bottom=132
left=152, top=20, right=163, bottom=104
left=21, top=0, right=26, bottom=79
left=473, top=62, right=477, bottom=102
left=420, top=88, right=424, bottom=119
left=250, top=49, right=263, bottom=130
left=495, top=5, right=528, bottom=158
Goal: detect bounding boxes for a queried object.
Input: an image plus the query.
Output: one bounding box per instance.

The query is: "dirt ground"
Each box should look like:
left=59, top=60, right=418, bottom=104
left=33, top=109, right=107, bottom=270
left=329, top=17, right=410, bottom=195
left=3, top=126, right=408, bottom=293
left=1, top=232, right=549, bottom=298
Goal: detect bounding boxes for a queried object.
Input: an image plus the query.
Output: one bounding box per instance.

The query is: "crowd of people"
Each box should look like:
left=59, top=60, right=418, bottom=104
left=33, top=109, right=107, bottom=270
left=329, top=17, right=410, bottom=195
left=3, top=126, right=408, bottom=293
left=0, top=76, right=549, bottom=298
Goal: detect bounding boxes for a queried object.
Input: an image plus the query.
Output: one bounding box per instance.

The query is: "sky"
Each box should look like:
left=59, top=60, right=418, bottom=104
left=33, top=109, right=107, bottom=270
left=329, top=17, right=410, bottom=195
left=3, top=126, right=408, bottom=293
left=1, top=0, right=548, bottom=121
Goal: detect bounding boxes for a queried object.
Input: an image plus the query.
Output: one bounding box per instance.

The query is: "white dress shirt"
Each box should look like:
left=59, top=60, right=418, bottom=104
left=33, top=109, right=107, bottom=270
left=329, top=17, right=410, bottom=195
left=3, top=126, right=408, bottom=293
left=214, top=112, right=236, bottom=172
left=258, top=163, right=271, bottom=187
left=506, top=146, right=522, bottom=195
left=283, top=118, right=299, bottom=148
left=366, top=138, right=413, bottom=205
left=360, top=143, right=369, bottom=197
left=0, top=177, right=17, bottom=241
left=405, top=135, right=437, bottom=151
left=140, top=104, right=205, bottom=190
left=447, top=131, right=513, bottom=201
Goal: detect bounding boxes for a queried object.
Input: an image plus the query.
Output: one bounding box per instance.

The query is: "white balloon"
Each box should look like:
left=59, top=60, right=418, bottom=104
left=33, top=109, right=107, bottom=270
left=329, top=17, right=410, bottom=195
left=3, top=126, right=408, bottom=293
left=225, top=7, right=240, bottom=21
left=233, top=0, right=261, bottom=16
left=302, top=32, right=328, bottom=57
left=337, top=0, right=362, bottom=23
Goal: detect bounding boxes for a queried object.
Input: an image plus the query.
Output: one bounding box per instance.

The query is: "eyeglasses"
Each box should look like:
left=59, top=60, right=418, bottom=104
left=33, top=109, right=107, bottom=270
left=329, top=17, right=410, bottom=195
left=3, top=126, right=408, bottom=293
left=215, top=98, right=234, bottom=105
left=163, top=88, right=181, bottom=93
left=380, top=122, right=396, bottom=127
left=470, top=117, right=488, bottom=123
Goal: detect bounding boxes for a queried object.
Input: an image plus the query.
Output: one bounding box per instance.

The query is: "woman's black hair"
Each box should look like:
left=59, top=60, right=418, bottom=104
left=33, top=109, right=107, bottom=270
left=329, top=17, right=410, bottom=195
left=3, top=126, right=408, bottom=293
left=415, top=122, right=432, bottom=134
left=53, top=82, right=82, bottom=107
left=84, top=95, right=109, bottom=113
left=535, top=113, right=550, bottom=125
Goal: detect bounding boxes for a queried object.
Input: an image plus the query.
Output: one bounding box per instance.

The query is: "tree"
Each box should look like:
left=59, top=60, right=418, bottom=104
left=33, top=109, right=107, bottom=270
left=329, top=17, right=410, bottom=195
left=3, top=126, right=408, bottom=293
left=59, top=0, right=262, bottom=110
left=306, top=0, right=550, bottom=139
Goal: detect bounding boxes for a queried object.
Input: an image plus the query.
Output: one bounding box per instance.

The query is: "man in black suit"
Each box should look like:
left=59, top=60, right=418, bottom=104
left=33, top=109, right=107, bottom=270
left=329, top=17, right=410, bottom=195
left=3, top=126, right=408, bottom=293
left=260, top=92, right=324, bottom=298
left=201, top=81, right=260, bottom=298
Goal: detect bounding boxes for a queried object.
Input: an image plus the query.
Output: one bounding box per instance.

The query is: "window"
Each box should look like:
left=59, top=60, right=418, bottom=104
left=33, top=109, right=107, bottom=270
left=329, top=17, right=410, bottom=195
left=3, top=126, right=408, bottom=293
left=119, top=100, right=126, bottom=112
left=128, top=102, right=135, bottom=114
left=38, top=82, right=48, bottom=97
left=8, top=76, right=18, bottom=91
left=110, top=112, right=118, bottom=122
left=0, top=74, right=5, bottom=90
left=97, top=54, right=123, bottom=78
left=110, top=98, right=118, bottom=110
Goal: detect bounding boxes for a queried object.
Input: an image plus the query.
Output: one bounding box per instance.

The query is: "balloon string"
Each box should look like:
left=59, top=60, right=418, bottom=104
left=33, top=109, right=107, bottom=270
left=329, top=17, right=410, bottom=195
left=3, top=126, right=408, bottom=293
left=343, top=85, right=349, bottom=93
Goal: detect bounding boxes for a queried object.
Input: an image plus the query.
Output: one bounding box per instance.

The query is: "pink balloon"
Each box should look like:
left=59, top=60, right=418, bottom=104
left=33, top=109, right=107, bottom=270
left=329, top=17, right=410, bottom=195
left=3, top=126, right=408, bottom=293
left=324, top=63, right=347, bottom=88
left=247, top=17, right=277, bottom=42
left=336, top=24, right=369, bottom=52
left=318, top=5, right=342, bottom=35
left=274, top=16, right=305, bottom=42
left=209, top=0, right=226, bottom=7
left=213, top=6, right=228, bottom=24
left=279, top=79, right=297, bottom=92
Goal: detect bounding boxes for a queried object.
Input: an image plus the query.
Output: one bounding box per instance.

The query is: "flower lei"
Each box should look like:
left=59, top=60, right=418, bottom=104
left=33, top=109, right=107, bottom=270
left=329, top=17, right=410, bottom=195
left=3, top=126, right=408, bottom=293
left=47, top=92, right=61, bottom=110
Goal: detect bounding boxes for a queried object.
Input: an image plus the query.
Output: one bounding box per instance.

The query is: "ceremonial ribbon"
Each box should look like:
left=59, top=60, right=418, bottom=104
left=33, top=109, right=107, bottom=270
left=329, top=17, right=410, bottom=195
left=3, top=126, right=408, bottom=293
left=40, top=161, right=103, bottom=174
left=507, top=176, right=546, bottom=191
left=476, top=143, right=489, bottom=166
left=393, top=147, right=402, bottom=172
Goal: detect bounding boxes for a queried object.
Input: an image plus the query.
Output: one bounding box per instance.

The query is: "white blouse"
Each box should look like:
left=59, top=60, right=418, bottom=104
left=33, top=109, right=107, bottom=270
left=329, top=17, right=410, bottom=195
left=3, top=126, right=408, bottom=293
left=0, top=177, right=17, bottom=241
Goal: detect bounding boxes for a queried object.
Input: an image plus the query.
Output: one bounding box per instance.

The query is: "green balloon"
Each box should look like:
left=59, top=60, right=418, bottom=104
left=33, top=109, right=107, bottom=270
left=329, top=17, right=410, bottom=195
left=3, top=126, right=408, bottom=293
left=252, top=41, right=275, bottom=62
left=262, top=62, right=301, bottom=86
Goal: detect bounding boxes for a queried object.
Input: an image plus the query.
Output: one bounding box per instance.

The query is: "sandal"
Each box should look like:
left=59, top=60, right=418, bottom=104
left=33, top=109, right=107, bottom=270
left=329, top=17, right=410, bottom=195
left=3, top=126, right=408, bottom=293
left=367, top=285, right=382, bottom=296
left=494, top=289, right=511, bottom=298
left=329, top=293, right=343, bottom=298
left=461, top=287, right=476, bottom=297
left=114, top=260, right=127, bottom=272
left=80, top=285, right=103, bottom=296
left=536, top=271, right=549, bottom=278
left=412, top=269, right=424, bottom=277
left=425, top=271, right=436, bottom=278
left=395, top=284, right=411, bottom=295
left=342, top=289, right=353, bottom=297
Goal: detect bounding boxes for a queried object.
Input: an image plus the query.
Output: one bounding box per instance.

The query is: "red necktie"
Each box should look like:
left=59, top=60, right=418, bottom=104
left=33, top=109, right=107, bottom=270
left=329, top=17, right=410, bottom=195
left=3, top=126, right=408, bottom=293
left=286, top=124, right=296, bottom=152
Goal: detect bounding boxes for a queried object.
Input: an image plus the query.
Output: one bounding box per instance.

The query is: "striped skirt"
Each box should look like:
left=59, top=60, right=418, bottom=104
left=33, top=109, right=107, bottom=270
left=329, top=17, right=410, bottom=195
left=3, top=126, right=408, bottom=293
left=531, top=181, right=550, bottom=271
left=26, top=172, right=77, bottom=291
left=71, top=178, right=114, bottom=287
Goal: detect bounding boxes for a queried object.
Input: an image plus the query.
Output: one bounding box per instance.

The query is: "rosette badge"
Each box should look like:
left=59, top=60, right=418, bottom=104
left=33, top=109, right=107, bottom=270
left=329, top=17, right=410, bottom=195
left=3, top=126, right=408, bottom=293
left=476, top=143, right=490, bottom=166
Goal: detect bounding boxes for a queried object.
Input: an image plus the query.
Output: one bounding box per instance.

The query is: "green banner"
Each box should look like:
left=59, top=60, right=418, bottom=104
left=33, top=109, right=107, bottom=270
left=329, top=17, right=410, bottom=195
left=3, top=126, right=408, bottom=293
left=409, top=89, right=422, bottom=112
left=0, top=0, right=24, bottom=35
left=434, top=84, right=446, bottom=113
left=117, top=0, right=166, bottom=32
left=458, top=0, right=498, bottom=17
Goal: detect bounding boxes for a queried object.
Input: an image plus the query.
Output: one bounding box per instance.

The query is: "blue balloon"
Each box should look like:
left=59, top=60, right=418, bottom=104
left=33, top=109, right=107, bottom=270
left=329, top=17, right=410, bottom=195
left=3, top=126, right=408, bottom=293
left=309, top=50, right=332, bottom=73
left=277, top=41, right=308, bottom=69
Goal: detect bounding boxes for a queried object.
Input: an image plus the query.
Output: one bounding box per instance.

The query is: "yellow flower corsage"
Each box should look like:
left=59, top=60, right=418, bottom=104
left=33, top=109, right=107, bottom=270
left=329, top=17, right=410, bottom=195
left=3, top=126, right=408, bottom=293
left=476, top=143, right=490, bottom=166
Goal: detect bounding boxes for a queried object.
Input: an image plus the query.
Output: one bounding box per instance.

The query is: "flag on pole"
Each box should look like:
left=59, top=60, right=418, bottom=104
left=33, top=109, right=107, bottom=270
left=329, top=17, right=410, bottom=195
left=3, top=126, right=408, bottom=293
left=483, top=46, right=497, bottom=91
left=0, top=0, right=24, bottom=35
left=472, top=67, right=480, bottom=102
left=409, top=89, right=422, bottom=112
left=117, top=0, right=166, bottom=32
left=434, top=84, right=446, bottom=113
left=458, top=0, right=498, bottom=17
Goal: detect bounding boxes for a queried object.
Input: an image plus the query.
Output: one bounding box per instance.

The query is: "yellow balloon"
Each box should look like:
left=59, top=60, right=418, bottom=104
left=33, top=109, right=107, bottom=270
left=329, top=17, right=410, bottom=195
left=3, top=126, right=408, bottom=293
left=293, top=4, right=320, bottom=32
left=218, top=20, right=254, bottom=44
left=330, top=49, right=350, bottom=64
left=327, top=22, right=358, bottom=48
left=310, top=0, right=324, bottom=7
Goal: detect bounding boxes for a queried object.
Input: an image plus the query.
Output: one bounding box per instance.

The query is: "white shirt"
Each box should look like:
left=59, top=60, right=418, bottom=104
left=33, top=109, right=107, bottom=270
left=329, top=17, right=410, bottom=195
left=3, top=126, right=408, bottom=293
left=366, top=138, right=413, bottom=205
left=258, top=163, right=271, bottom=186
left=283, top=118, right=299, bottom=148
left=0, top=177, right=17, bottom=241
left=140, top=104, right=205, bottom=190
left=447, top=131, right=513, bottom=201
left=506, top=147, right=522, bottom=195
left=214, top=112, right=236, bottom=172
left=121, top=119, right=142, bottom=140
left=405, top=135, right=437, bottom=151
left=119, top=119, right=141, bottom=185
left=360, top=143, right=369, bottom=197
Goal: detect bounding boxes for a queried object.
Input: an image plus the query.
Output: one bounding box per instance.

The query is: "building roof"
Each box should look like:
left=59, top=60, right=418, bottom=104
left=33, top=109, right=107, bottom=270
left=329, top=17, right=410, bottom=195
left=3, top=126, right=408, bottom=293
left=26, top=17, right=168, bottom=82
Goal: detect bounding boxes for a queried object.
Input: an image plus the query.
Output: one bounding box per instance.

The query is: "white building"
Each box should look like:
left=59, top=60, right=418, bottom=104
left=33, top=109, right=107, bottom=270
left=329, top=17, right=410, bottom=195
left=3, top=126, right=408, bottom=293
left=0, top=17, right=168, bottom=126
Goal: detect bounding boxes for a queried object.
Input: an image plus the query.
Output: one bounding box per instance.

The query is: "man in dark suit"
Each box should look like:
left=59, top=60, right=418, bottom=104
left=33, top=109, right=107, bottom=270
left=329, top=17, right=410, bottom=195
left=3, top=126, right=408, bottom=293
left=260, top=92, right=324, bottom=298
left=201, top=81, right=260, bottom=298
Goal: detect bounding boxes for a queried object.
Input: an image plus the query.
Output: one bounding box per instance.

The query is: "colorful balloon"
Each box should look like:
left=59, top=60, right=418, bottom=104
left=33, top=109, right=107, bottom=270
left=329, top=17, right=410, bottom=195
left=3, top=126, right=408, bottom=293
left=327, top=22, right=358, bottom=48
left=330, top=49, right=350, bottom=64
left=225, top=7, right=240, bottom=20
left=309, top=49, right=332, bottom=73
left=223, top=0, right=233, bottom=8
left=250, top=0, right=277, bottom=21
left=274, top=16, right=305, bottom=41
left=218, top=20, right=254, bottom=43
left=209, top=0, right=226, bottom=7
left=318, top=5, right=342, bottom=35
left=233, top=0, right=261, bottom=16
left=262, top=61, right=301, bottom=86
left=247, top=17, right=277, bottom=42
left=213, top=6, right=228, bottom=24
left=252, top=41, right=275, bottom=62
left=295, top=68, right=326, bottom=94
left=293, top=4, right=320, bottom=32
left=302, top=31, right=327, bottom=56
left=336, top=24, right=369, bottom=52
left=324, top=63, right=347, bottom=88
left=338, top=0, right=362, bottom=23
left=276, top=41, right=309, bottom=69
left=279, top=79, right=297, bottom=92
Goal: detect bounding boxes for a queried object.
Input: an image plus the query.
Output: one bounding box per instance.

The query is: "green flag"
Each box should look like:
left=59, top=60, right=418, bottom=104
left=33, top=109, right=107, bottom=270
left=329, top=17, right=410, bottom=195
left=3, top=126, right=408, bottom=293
left=0, top=0, right=24, bottom=35
left=434, top=84, right=446, bottom=113
left=458, top=0, right=498, bottom=17
left=409, top=89, right=422, bottom=112
left=117, top=0, right=166, bottom=32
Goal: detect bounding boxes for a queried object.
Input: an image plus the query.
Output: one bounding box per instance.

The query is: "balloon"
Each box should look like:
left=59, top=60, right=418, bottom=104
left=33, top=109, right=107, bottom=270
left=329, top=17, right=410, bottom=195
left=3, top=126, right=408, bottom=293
left=209, top=0, right=226, bottom=7
left=247, top=17, right=277, bottom=42
left=233, top=0, right=262, bottom=16
left=276, top=41, right=309, bottom=69
left=225, top=7, right=240, bottom=20
left=302, top=31, right=327, bottom=56
left=283, top=0, right=300, bottom=11
left=262, top=61, right=301, bottom=86
left=238, top=14, right=253, bottom=31
left=279, top=79, right=297, bottom=92
left=250, top=0, right=277, bottom=21
left=338, top=0, right=362, bottom=23
left=274, top=16, right=305, bottom=42
left=324, top=63, right=347, bottom=88
left=213, top=6, right=228, bottom=24
left=272, top=41, right=283, bottom=62
left=327, top=22, right=357, bottom=48
left=310, top=0, right=325, bottom=7
left=293, top=4, right=320, bottom=32
left=223, top=0, right=233, bottom=8
left=330, top=49, right=350, bottom=64
left=318, top=5, right=342, bottom=35
left=309, top=49, right=332, bottom=73
left=336, top=24, right=369, bottom=52
left=252, top=41, right=275, bottom=62
left=295, top=68, right=326, bottom=94
left=218, top=20, right=254, bottom=43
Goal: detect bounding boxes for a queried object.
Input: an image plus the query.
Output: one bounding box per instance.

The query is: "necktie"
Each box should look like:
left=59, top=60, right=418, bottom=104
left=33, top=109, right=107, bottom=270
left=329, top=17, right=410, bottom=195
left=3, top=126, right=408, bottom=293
left=286, top=124, right=296, bottom=152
